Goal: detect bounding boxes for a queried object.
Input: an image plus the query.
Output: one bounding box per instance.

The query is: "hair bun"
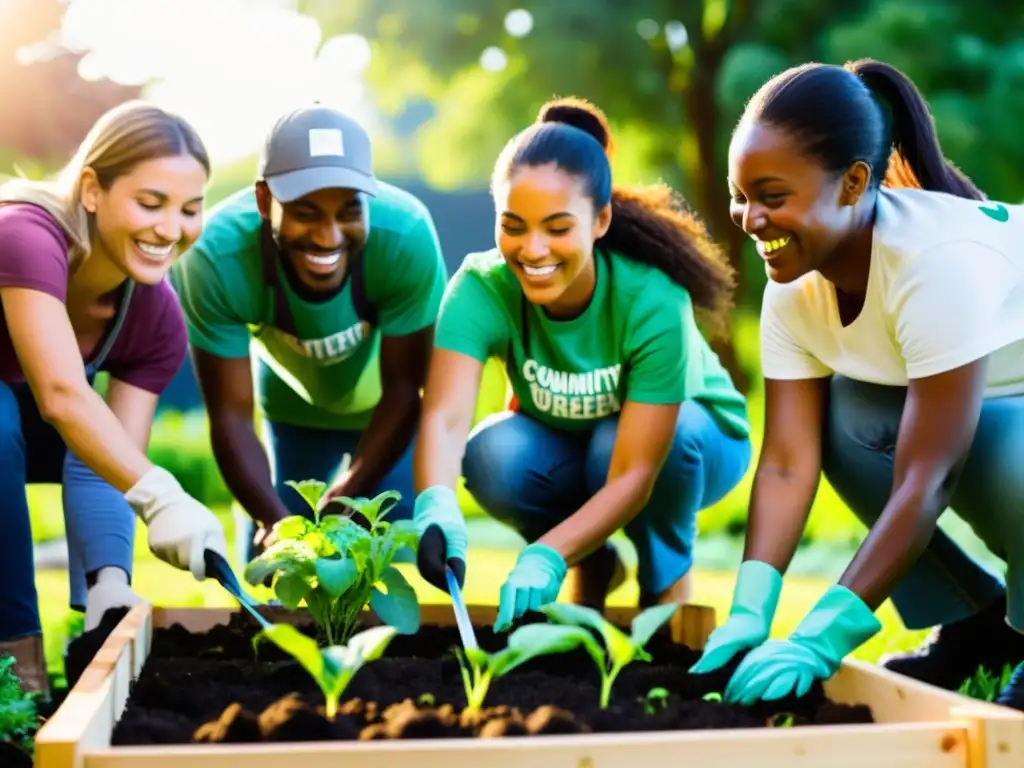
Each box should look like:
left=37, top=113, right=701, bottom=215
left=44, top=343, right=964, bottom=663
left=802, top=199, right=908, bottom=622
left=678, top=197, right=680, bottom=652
left=538, top=97, right=611, bottom=152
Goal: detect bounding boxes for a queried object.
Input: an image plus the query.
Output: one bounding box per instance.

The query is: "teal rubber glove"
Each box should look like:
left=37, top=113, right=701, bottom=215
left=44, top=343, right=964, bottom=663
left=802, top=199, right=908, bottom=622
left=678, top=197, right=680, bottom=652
left=690, top=559, right=782, bottom=674
left=724, top=585, right=883, bottom=706
left=494, top=542, right=567, bottom=632
left=412, top=486, right=468, bottom=594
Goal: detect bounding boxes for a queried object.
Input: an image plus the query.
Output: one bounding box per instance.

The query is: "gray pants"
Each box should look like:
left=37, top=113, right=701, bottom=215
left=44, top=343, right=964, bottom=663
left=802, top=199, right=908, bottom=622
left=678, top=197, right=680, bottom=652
left=822, top=375, right=1019, bottom=630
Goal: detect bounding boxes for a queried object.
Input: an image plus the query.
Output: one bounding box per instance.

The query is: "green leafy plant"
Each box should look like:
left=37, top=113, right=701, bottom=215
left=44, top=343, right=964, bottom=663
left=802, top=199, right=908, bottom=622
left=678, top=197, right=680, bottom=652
left=641, top=686, right=669, bottom=715
left=244, top=479, right=420, bottom=645
left=255, top=623, right=397, bottom=720
left=958, top=663, right=1014, bottom=702
left=0, top=655, right=39, bottom=757
left=541, top=601, right=678, bottom=708
left=456, top=623, right=598, bottom=710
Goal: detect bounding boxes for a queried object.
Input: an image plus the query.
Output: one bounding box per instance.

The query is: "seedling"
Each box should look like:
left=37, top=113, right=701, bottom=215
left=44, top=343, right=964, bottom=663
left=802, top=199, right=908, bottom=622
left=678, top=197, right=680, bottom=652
left=244, top=479, right=420, bottom=645
left=254, top=623, right=397, bottom=721
left=768, top=712, right=795, bottom=728
left=958, top=663, right=1014, bottom=702
left=702, top=691, right=722, bottom=702
left=456, top=623, right=599, bottom=710
left=417, top=692, right=435, bottom=707
left=541, top=601, right=678, bottom=708
left=641, top=686, right=669, bottom=715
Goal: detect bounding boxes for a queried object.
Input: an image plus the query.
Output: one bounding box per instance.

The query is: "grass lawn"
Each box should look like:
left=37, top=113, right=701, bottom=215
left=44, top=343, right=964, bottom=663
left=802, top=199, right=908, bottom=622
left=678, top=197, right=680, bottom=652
left=35, top=505, right=928, bottom=685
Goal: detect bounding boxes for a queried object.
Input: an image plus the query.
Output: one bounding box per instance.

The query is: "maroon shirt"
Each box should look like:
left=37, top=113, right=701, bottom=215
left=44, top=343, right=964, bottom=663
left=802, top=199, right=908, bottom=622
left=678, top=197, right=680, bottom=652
left=0, top=203, right=186, bottom=394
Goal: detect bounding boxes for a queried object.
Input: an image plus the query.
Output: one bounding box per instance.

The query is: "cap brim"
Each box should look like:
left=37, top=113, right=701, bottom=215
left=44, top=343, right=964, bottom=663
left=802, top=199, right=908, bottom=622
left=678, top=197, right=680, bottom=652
left=265, top=167, right=377, bottom=202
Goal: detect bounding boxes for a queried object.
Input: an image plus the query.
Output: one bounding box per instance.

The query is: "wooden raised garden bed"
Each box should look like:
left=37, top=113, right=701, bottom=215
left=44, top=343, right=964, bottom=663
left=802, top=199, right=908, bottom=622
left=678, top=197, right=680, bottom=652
left=33, top=600, right=1024, bottom=768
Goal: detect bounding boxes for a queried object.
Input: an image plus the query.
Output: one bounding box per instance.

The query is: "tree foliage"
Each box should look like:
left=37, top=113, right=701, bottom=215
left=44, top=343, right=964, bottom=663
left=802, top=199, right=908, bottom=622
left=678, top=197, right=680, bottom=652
left=305, top=0, right=1024, bottom=300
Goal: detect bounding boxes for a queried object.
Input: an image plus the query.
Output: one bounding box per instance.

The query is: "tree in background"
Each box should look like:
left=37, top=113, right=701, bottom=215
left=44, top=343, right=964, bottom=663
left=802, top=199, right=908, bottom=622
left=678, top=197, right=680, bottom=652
left=0, top=0, right=139, bottom=175
left=302, top=0, right=1024, bottom=388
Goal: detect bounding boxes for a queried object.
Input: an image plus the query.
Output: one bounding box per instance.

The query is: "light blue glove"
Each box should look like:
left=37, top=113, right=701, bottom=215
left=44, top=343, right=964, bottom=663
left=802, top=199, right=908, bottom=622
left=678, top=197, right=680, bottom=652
left=412, top=486, right=468, bottom=593
left=724, top=585, right=882, bottom=706
left=690, top=560, right=782, bottom=674
left=494, top=542, right=567, bottom=632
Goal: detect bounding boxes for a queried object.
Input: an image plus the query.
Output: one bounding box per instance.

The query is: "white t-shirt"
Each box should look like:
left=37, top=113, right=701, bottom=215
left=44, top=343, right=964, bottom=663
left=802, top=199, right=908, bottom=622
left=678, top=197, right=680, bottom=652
left=760, top=187, right=1024, bottom=398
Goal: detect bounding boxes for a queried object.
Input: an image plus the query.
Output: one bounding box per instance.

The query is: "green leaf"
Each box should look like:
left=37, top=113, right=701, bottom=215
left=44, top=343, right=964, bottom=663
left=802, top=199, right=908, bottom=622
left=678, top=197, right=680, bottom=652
left=334, top=490, right=402, bottom=525
left=493, top=623, right=602, bottom=677
left=256, top=624, right=325, bottom=684
left=369, top=566, right=421, bottom=633
left=629, top=603, right=678, bottom=650
left=541, top=603, right=635, bottom=667
left=367, top=490, right=402, bottom=523
left=315, top=557, right=358, bottom=599
left=328, top=624, right=399, bottom=669
left=332, top=496, right=368, bottom=513
left=386, top=518, right=420, bottom=550
left=286, top=479, right=328, bottom=513
left=242, top=539, right=317, bottom=586
left=347, top=533, right=377, bottom=570
left=275, top=571, right=310, bottom=609
left=273, top=515, right=315, bottom=541
left=321, top=516, right=373, bottom=560
left=302, top=530, right=338, bottom=557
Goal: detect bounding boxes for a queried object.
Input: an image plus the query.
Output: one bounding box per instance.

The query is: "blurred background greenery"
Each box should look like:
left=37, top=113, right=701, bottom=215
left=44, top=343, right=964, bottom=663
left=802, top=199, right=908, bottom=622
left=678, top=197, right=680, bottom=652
left=2, top=0, right=1020, bottom=677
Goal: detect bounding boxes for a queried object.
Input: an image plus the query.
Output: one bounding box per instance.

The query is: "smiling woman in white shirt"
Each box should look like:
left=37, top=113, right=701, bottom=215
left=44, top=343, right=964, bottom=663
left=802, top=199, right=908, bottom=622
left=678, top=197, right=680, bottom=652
left=687, top=57, right=1024, bottom=710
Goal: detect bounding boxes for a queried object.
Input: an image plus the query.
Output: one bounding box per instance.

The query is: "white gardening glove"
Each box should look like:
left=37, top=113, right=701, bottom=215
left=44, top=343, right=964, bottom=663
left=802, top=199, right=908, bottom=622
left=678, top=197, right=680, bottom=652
left=124, top=467, right=229, bottom=581
left=84, top=567, right=146, bottom=631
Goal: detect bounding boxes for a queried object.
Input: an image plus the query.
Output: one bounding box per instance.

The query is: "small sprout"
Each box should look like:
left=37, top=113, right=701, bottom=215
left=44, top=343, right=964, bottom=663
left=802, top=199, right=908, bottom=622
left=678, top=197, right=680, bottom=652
left=541, top=601, right=678, bottom=708
left=417, top=692, right=435, bottom=707
left=642, top=686, right=669, bottom=715
left=456, top=623, right=597, bottom=710
left=768, top=712, right=795, bottom=728
left=702, top=691, right=722, bottom=703
left=254, top=623, right=397, bottom=721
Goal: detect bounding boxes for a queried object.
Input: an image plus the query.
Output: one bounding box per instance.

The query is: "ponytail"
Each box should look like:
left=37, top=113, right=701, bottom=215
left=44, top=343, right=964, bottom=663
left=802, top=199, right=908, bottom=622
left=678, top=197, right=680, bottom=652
left=845, top=59, right=985, bottom=200
left=747, top=59, right=984, bottom=201
left=600, top=184, right=735, bottom=339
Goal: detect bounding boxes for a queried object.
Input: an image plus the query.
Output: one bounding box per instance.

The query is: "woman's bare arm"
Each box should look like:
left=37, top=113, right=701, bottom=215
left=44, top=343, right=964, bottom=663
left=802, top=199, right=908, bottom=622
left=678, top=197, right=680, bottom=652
left=2, top=286, right=153, bottom=491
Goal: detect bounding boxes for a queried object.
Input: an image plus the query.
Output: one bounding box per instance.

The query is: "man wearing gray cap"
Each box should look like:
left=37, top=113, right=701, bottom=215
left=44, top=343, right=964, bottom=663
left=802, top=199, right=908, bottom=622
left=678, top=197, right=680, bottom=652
left=172, top=104, right=447, bottom=563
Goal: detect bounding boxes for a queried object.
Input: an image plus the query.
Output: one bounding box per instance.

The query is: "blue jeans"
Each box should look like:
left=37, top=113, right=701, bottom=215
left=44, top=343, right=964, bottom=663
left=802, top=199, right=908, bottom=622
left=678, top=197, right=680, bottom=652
left=0, top=381, right=136, bottom=641
left=822, top=375, right=1020, bottom=630
left=234, top=419, right=416, bottom=566
left=462, top=402, right=752, bottom=597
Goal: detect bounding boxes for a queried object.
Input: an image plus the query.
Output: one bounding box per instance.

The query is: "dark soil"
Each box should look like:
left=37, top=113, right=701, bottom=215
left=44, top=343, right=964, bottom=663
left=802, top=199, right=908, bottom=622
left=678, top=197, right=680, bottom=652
left=89, top=611, right=874, bottom=744
left=0, top=741, right=32, bottom=768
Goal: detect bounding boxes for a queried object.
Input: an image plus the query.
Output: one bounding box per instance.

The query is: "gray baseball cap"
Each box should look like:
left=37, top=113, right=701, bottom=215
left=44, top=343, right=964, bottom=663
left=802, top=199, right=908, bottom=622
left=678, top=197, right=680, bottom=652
left=257, top=104, right=377, bottom=202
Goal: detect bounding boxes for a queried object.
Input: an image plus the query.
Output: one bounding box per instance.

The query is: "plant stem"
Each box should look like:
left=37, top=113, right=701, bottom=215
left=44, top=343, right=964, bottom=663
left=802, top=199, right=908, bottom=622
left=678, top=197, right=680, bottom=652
left=600, top=674, right=613, bottom=709
left=325, top=696, right=337, bottom=722
left=457, top=654, right=473, bottom=705
left=600, top=662, right=625, bottom=709
left=468, top=670, right=493, bottom=710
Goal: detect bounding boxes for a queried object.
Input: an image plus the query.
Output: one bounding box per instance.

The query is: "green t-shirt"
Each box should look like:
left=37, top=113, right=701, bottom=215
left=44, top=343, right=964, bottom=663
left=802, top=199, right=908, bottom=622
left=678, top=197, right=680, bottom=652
left=172, top=183, right=447, bottom=430
left=435, top=247, right=750, bottom=438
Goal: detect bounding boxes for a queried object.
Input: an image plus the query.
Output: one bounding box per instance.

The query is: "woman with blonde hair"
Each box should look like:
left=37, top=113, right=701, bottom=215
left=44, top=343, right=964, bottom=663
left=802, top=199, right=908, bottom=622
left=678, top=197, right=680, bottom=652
left=0, top=100, right=229, bottom=696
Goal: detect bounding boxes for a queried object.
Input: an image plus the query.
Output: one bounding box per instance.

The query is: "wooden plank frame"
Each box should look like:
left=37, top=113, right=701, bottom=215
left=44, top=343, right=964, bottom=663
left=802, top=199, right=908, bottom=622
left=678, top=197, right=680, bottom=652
left=34, top=602, right=1024, bottom=768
